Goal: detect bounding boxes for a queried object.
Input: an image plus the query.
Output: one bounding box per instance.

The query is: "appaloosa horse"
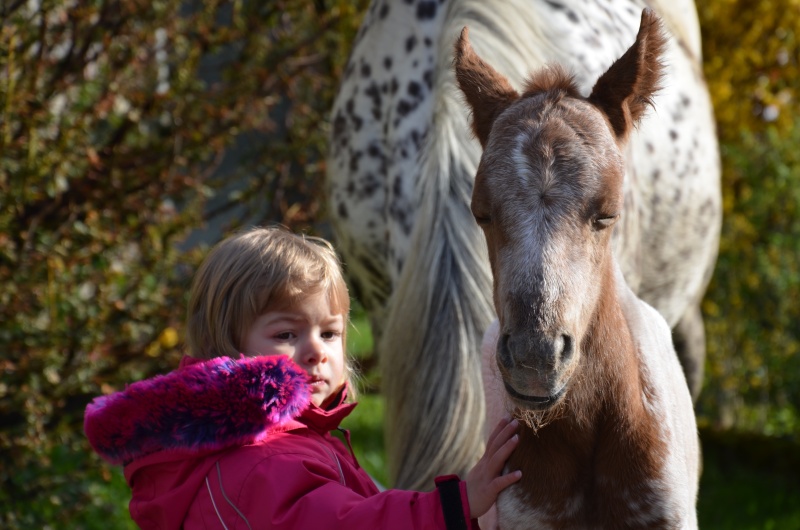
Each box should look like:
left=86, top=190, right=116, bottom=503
left=456, top=10, right=699, bottom=528
left=327, top=0, right=719, bottom=490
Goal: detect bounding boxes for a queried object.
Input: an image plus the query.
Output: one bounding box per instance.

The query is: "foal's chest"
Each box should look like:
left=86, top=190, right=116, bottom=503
left=497, top=475, right=679, bottom=529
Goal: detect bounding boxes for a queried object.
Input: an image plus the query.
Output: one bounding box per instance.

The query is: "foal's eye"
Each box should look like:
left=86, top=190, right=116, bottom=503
left=593, top=214, right=620, bottom=230
left=473, top=213, right=491, bottom=226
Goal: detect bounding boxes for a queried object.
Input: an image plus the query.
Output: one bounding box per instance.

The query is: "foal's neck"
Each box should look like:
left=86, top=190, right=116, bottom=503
left=509, top=261, right=666, bottom=500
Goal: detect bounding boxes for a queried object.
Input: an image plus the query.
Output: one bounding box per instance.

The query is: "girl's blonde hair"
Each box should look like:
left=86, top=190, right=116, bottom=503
left=186, top=226, right=356, bottom=397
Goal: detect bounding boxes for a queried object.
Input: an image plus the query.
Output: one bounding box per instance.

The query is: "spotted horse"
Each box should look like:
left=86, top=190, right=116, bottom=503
left=326, top=0, right=720, bottom=491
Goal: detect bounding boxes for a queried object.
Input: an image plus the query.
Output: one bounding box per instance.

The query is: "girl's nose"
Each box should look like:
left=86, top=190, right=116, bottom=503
left=300, top=335, right=327, bottom=365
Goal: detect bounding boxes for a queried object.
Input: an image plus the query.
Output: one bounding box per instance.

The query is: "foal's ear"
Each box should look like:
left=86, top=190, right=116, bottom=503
left=588, top=9, right=667, bottom=140
left=454, top=27, right=519, bottom=148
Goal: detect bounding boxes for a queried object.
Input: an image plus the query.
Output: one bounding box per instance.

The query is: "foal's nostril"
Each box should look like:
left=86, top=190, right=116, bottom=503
left=560, top=334, right=573, bottom=362
left=497, top=333, right=513, bottom=369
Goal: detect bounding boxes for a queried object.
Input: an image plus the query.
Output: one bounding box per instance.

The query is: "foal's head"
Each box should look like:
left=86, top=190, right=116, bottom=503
left=455, top=10, right=666, bottom=413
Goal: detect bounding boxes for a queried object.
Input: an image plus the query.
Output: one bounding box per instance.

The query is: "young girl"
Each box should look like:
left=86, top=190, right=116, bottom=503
left=84, top=226, right=520, bottom=529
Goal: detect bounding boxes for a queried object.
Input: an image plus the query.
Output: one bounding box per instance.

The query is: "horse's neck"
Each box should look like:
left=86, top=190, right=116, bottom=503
left=510, top=262, right=667, bottom=500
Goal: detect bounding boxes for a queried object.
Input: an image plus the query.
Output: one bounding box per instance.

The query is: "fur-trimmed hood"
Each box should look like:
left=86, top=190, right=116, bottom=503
left=84, top=355, right=311, bottom=466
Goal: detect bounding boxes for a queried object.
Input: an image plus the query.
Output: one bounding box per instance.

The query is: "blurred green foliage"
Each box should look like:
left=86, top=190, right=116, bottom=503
left=1, top=0, right=798, bottom=527
left=696, top=0, right=800, bottom=436
left=0, top=0, right=367, bottom=527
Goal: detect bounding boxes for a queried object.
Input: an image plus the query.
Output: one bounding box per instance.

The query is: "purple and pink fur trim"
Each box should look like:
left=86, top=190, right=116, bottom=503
left=84, top=355, right=310, bottom=465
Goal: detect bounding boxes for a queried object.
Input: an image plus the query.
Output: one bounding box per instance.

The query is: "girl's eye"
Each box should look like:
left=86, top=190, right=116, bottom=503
left=321, top=330, right=341, bottom=340
left=274, top=331, right=295, bottom=341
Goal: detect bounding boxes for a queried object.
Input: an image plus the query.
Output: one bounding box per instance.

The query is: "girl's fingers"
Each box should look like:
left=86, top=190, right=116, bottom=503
left=486, top=418, right=518, bottom=453
left=486, top=416, right=513, bottom=445
left=488, top=433, right=519, bottom=472
left=491, top=469, right=522, bottom=494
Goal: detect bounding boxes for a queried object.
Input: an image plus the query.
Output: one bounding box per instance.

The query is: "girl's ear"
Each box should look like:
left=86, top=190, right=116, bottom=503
left=454, top=26, right=519, bottom=148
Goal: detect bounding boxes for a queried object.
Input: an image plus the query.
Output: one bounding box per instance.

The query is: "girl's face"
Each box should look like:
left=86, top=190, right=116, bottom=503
left=242, top=290, right=346, bottom=408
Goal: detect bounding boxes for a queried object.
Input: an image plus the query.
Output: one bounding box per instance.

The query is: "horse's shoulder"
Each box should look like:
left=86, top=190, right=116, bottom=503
left=615, top=270, right=680, bottom=374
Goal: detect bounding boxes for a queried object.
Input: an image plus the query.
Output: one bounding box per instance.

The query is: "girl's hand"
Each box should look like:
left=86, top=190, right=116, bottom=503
left=465, top=417, right=521, bottom=518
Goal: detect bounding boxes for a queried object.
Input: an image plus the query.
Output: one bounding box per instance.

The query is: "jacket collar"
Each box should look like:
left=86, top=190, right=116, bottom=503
left=84, top=355, right=311, bottom=465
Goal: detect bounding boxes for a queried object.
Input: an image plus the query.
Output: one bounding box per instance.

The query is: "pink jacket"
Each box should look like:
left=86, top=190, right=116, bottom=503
left=84, top=355, right=478, bottom=529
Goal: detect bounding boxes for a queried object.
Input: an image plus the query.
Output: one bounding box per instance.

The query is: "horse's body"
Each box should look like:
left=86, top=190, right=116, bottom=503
left=327, top=0, right=719, bottom=489
left=456, top=11, right=699, bottom=528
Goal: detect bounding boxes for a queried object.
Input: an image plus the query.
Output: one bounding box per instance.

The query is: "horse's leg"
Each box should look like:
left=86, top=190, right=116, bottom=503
left=671, top=302, right=706, bottom=402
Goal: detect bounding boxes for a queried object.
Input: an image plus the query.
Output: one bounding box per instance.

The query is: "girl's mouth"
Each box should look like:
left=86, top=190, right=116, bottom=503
left=308, top=376, right=326, bottom=388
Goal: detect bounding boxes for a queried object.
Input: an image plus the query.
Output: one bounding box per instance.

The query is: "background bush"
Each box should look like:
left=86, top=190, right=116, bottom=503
left=0, top=0, right=797, bottom=527
left=697, top=0, right=800, bottom=435
left=0, top=0, right=367, bottom=526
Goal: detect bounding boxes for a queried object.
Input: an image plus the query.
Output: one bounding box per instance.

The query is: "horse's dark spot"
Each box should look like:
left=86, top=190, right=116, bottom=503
left=408, top=81, right=422, bottom=98
left=390, top=78, right=399, bottom=95
left=389, top=201, right=413, bottom=236
left=384, top=56, right=393, bottom=70
left=566, top=10, right=579, bottom=23
left=681, top=94, right=691, bottom=107
left=368, top=144, right=382, bottom=158
left=397, top=99, right=413, bottom=117
left=372, top=108, right=382, bottom=120
left=423, top=69, right=434, bottom=89
left=674, top=189, right=682, bottom=202
left=545, top=0, right=564, bottom=10
left=365, top=83, right=382, bottom=107
left=652, top=169, right=661, bottom=181
left=346, top=181, right=355, bottom=194
left=406, top=35, right=417, bottom=52
left=381, top=82, right=389, bottom=94
left=337, top=201, right=349, bottom=219
left=424, top=37, right=433, bottom=47
left=646, top=142, right=655, bottom=154
left=345, top=98, right=354, bottom=115
left=333, top=112, right=346, bottom=137
left=353, top=115, right=363, bottom=131
left=411, top=129, right=421, bottom=148
left=417, top=1, right=437, bottom=20
left=362, top=172, right=380, bottom=197
left=393, top=174, right=403, bottom=195
left=379, top=3, right=390, bottom=18
left=413, top=60, right=419, bottom=68
left=349, top=150, right=363, bottom=172
left=669, top=130, right=678, bottom=140
left=401, top=148, right=408, bottom=158
left=361, top=62, right=372, bottom=78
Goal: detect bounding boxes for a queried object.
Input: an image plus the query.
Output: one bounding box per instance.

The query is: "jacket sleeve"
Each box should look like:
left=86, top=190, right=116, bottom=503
left=196, top=449, right=479, bottom=530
